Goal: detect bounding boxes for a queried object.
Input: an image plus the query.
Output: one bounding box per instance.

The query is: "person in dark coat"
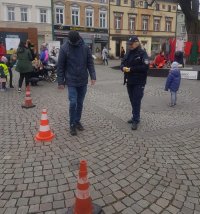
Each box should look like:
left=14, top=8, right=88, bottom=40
left=165, top=61, right=181, bottom=107
left=57, top=31, right=96, bottom=136
left=121, top=35, right=149, bottom=130
left=16, top=41, right=33, bottom=92
left=120, top=47, right=125, bottom=58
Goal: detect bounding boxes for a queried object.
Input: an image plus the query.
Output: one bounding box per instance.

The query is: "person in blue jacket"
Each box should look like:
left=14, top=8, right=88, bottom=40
left=57, top=31, right=96, bottom=136
left=165, top=61, right=181, bottom=107
left=121, top=36, right=149, bottom=130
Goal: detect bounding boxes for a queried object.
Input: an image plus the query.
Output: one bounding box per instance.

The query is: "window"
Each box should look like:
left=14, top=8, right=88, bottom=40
left=131, top=0, right=135, bottom=8
left=168, top=5, right=171, bottom=12
left=129, top=17, right=136, bottom=31
left=115, top=17, right=121, bottom=29
left=86, top=9, right=93, bottom=27
left=140, top=1, right=143, bottom=7
left=56, top=7, right=64, bottom=24
left=21, top=8, right=28, bottom=22
left=71, top=7, right=79, bottom=26
left=100, top=0, right=107, bottom=3
left=124, top=0, right=128, bottom=4
left=116, top=0, right=121, bottom=6
left=181, top=25, right=186, bottom=33
left=99, top=11, right=107, bottom=28
left=154, top=19, right=160, bottom=31
left=7, top=7, right=15, bottom=21
left=40, top=9, right=47, bottom=23
left=173, top=6, right=177, bottom=10
left=166, top=20, right=171, bottom=32
left=142, top=17, right=148, bottom=31
left=156, top=4, right=160, bottom=11
left=162, top=4, right=165, bottom=9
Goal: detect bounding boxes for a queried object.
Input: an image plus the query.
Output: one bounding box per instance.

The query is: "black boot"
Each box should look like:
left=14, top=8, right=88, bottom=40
left=76, top=122, right=84, bottom=131
left=70, top=125, right=77, bottom=136
left=131, top=122, right=138, bottom=130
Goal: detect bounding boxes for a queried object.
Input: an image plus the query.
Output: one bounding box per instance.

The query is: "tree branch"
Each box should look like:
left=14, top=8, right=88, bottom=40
left=192, top=0, right=199, bottom=19
left=178, top=0, right=193, bottom=20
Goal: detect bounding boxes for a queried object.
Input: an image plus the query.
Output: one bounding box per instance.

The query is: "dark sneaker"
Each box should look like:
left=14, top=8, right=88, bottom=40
left=70, top=125, right=77, bottom=136
left=10, top=85, right=14, bottom=88
left=76, top=122, right=84, bottom=131
left=131, top=122, right=138, bottom=130
left=127, top=119, right=133, bottom=124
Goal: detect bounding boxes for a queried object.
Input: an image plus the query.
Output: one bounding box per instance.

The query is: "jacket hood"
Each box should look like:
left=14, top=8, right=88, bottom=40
left=171, top=68, right=180, bottom=77
left=68, top=38, right=84, bottom=47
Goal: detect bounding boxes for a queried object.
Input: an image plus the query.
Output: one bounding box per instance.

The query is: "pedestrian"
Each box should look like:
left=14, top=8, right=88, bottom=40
left=0, top=41, right=6, bottom=60
left=102, top=47, right=108, bottom=65
left=16, top=41, right=33, bottom=92
left=57, top=31, right=96, bottom=136
left=0, top=56, right=9, bottom=91
left=40, top=43, right=49, bottom=66
left=165, top=61, right=181, bottom=107
left=120, top=47, right=125, bottom=58
left=7, top=51, right=17, bottom=88
left=121, top=35, right=149, bottom=130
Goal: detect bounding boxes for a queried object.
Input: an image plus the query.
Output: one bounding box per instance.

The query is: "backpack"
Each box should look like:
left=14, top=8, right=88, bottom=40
left=0, top=65, right=6, bottom=78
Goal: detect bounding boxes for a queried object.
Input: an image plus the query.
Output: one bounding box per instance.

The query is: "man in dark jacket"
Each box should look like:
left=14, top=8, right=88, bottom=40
left=121, top=36, right=149, bottom=130
left=57, top=31, right=96, bottom=136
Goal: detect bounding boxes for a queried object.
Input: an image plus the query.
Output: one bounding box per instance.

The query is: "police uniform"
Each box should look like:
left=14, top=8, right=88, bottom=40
left=121, top=36, right=149, bottom=129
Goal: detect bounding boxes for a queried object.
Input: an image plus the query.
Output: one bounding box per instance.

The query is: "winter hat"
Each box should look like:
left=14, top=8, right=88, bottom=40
left=171, top=61, right=179, bottom=69
left=128, top=35, right=139, bottom=44
left=0, top=56, right=8, bottom=63
left=68, top=31, right=80, bottom=44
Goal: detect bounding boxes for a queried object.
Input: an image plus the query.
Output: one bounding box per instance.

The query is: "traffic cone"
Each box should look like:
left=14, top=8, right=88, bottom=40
left=35, top=108, right=55, bottom=142
left=22, top=85, right=36, bottom=108
left=67, top=160, right=102, bottom=214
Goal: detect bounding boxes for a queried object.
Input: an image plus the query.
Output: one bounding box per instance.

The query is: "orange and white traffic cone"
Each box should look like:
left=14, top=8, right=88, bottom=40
left=22, top=85, right=36, bottom=108
left=67, top=160, right=102, bottom=214
left=35, top=109, right=55, bottom=142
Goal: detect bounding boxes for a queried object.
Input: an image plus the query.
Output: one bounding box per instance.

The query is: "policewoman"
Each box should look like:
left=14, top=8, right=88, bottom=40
left=121, top=36, right=149, bottom=130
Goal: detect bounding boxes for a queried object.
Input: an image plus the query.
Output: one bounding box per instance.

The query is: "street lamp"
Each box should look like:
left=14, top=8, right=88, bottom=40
left=51, top=0, right=55, bottom=41
left=144, top=0, right=157, bottom=9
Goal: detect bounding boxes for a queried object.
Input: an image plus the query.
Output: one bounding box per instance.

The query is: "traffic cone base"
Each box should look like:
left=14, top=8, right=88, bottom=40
left=35, top=131, right=54, bottom=142
left=67, top=203, right=102, bottom=214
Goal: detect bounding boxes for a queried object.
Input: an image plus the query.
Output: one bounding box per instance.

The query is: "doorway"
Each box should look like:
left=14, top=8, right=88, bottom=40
left=116, top=40, right=120, bottom=57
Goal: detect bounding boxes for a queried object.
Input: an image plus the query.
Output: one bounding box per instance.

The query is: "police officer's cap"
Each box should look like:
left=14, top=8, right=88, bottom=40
left=128, top=35, right=139, bottom=44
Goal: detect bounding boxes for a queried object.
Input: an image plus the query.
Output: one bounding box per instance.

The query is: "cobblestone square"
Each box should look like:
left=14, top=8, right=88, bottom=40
left=0, top=60, right=200, bottom=213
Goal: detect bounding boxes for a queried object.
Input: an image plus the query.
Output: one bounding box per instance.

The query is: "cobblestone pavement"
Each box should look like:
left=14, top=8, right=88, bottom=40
left=0, top=61, right=200, bottom=214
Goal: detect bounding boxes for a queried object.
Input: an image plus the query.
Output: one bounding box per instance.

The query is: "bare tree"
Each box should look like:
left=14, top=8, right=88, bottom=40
left=178, top=0, right=200, bottom=40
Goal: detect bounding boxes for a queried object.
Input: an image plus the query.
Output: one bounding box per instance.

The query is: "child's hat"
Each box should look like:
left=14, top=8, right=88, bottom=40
left=171, top=61, right=179, bottom=69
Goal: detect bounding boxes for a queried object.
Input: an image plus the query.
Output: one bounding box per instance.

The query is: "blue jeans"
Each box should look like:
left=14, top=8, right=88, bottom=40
left=170, top=91, right=177, bottom=105
left=68, top=86, right=87, bottom=126
left=127, top=84, right=145, bottom=124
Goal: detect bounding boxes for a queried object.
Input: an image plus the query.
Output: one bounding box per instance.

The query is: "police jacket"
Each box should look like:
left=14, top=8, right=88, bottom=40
left=57, top=39, right=96, bottom=87
left=120, top=46, right=149, bottom=85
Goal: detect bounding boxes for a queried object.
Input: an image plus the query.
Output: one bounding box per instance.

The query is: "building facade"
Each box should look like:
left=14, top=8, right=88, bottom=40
left=53, top=0, right=109, bottom=55
left=109, top=0, right=178, bottom=58
left=0, top=0, right=52, bottom=47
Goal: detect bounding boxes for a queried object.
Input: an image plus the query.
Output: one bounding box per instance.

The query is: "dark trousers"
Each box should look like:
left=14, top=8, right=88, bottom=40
left=127, top=84, right=145, bottom=124
left=18, top=73, right=31, bottom=88
left=9, top=67, right=13, bottom=87
left=68, top=86, right=87, bottom=126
